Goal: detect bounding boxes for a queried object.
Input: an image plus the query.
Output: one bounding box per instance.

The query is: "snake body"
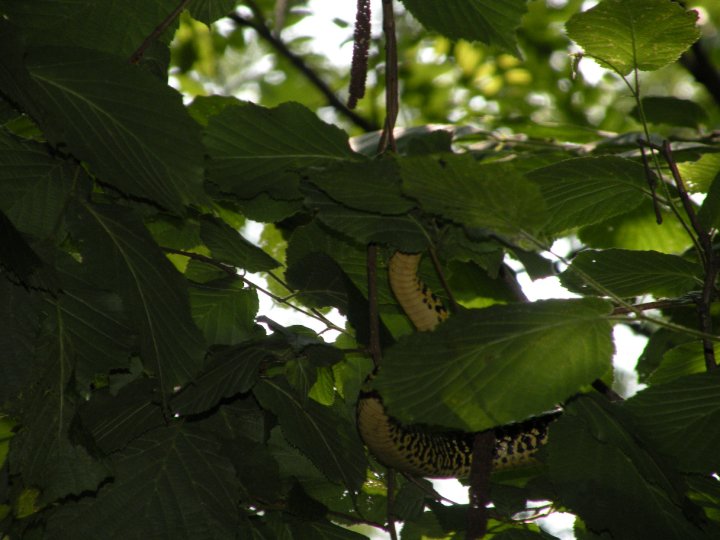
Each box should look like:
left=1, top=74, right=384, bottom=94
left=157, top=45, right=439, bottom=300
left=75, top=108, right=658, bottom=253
left=357, top=252, right=559, bottom=478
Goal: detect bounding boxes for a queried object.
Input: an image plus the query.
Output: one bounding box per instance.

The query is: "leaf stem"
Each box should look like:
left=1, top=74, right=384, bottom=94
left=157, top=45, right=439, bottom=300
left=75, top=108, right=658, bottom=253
left=130, top=0, right=192, bottom=64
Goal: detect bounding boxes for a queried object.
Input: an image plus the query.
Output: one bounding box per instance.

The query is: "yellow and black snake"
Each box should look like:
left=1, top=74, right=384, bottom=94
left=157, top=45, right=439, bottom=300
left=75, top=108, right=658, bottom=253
left=356, top=252, right=560, bottom=477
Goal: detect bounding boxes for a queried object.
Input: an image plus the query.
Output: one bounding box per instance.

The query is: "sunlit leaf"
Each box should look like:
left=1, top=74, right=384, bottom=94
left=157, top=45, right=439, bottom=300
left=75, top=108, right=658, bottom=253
left=527, top=156, right=649, bottom=234
left=566, top=0, right=700, bottom=75
left=560, top=249, right=702, bottom=298
left=400, top=155, right=547, bottom=237
left=373, top=299, right=614, bottom=431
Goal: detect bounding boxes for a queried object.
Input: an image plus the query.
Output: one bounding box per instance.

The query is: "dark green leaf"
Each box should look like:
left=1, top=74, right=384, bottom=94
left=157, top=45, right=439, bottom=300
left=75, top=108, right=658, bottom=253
left=560, top=249, right=702, bottom=298
left=307, top=188, right=428, bottom=252
left=547, top=395, right=712, bottom=539
left=632, top=97, right=708, bottom=128
left=0, top=130, right=75, bottom=238
left=400, top=0, right=528, bottom=54
left=189, top=277, right=260, bottom=345
left=0, top=278, right=42, bottom=403
left=308, top=159, right=414, bottom=215
left=374, top=299, right=614, bottom=431
left=171, top=345, right=268, bottom=416
left=204, top=101, right=356, bottom=199
left=625, top=371, right=720, bottom=474
left=0, top=0, right=181, bottom=56
left=68, top=203, right=206, bottom=392
left=566, top=0, right=700, bottom=75
left=11, top=371, right=109, bottom=504
left=527, top=156, right=649, bottom=234
left=25, top=47, right=205, bottom=214
left=188, top=0, right=237, bottom=25
left=254, top=379, right=367, bottom=491
left=200, top=215, right=280, bottom=272
left=400, top=155, right=547, bottom=236
left=46, top=424, right=240, bottom=539
left=78, top=379, right=165, bottom=455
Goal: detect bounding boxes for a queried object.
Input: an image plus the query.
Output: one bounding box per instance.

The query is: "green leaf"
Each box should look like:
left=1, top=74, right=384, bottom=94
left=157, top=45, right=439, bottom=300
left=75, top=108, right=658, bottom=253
left=0, top=0, right=181, bottom=56
left=307, top=188, right=428, bottom=252
left=373, top=298, right=614, bottom=431
left=648, top=341, right=707, bottom=385
left=23, top=47, right=205, bottom=214
left=171, top=345, right=268, bottom=416
left=527, top=156, right=649, bottom=234
left=188, top=0, right=237, bottom=25
left=625, top=371, right=720, bottom=474
left=0, top=130, right=75, bottom=238
left=632, top=97, right=708, bottom=128
left=566, top=0, right=700, bottom=75
left=400, top=155, right=547, bottom=236
left=560, top=249, right=702, bottom=298
left=10, top=369, right=109, bottom=504
left=579, top=202, right=692, bottom=254
left=254, top=379, right=367, bottom=491
left=308, top=158, right=414, bottom=215
left=200, top=215, right=280, bottom=272
left=46, top=424, right=240, bottom=539
left=78, top=379, right=165, bottom=455
left=68, top=203, right=206, bottom=392
left=51, top=283, right=135, bottom=390
left=189, top=277, right=260, bottom=345
left=204, top=101, right=357, bottom=200
left=400, top=0, right=528, bottom=54
left=0, top=279, right=42, bottom=403
left=698, top=172, right=720, bottom=230
left=678, top=152, right=720, bottom=192
left=547, top=395, right=713, bottom=539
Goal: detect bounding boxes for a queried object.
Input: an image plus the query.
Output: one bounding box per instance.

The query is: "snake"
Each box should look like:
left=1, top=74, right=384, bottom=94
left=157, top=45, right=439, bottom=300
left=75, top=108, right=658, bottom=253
left=356, top=252, right=560, bottom=477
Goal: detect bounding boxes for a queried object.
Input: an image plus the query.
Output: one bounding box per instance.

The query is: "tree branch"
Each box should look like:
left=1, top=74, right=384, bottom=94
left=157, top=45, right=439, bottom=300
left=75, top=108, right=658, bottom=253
left=377, top=0, right=399, bottom=153
left=130, top=0, right=192, bottom=64
left=228, top=6, right=378, bottom=132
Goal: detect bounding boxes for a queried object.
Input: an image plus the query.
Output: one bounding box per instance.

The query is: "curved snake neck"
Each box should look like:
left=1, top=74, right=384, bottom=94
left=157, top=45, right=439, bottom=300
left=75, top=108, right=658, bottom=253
left=356, top=252, right=559, bottom=478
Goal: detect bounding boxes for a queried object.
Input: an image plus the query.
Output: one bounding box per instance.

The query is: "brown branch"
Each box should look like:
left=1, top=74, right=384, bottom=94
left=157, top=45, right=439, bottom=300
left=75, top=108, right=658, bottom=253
left=228, top=7, right=377, bottom=132
left=386, top=469, right=399, bottom=540
left=377, top=0, right=399, bottom=154
left=467, top=432, right=494, bottom=539
left=130, top=0, right=192, bottom=64
left=639, top=145, right=663, bottom=224
left=427, top=246, right=460, bottom=313
left=661, top=140, right=718, bottom=371
left=348, top=0, right=372, bottom=109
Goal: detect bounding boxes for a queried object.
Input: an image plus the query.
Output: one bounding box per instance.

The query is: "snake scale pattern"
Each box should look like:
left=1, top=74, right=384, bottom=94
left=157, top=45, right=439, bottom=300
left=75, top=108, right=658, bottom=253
left=356, top=252, right=560, bottom=477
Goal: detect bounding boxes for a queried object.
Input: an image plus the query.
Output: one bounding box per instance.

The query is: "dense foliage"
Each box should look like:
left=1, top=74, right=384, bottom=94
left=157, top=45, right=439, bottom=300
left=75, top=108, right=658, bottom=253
left=1, top=0, right=720, bottom=538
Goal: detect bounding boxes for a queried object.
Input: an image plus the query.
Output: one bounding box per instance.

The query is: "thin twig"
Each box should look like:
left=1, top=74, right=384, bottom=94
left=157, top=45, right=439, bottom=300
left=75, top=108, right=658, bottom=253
left=427, top=246, right=460, bottom=314
left=660, top=140, right=718, bottom=371
left=130, top=0, right=192, bottom=64
left=162, top=247, right=347, bottom=335
left=228, top=7, right=377, bottom=132
left=377, top=0, right=399, bottom=154
left=639, top=145, right=663, bottom=225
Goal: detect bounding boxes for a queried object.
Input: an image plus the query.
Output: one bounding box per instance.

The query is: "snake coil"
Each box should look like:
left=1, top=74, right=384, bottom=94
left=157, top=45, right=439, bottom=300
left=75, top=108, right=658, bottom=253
left=357, top=252, right=559, bottom=477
